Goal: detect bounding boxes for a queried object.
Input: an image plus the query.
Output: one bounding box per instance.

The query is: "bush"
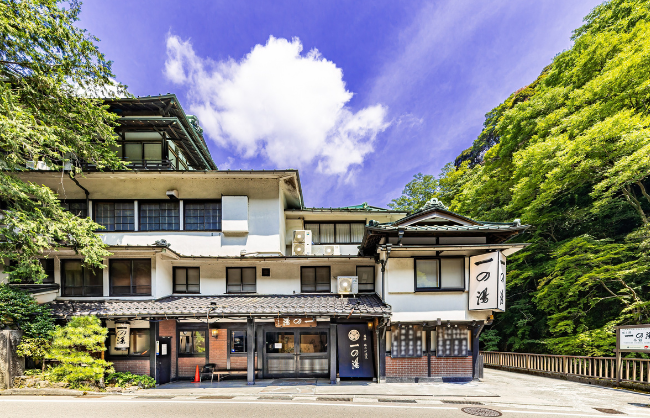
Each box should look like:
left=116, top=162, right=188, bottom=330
left=107, top=372, right=156, bottom=389
left=46, top=316, right=114, bottom=388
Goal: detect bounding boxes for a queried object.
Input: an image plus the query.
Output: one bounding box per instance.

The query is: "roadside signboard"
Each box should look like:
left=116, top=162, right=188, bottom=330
left=615, top=324, right=650, bottom=383
left=468, top=251, right=506, bottom=312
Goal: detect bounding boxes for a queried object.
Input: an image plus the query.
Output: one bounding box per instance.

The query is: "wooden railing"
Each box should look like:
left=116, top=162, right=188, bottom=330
left=481, top=351, right=650, bottom=385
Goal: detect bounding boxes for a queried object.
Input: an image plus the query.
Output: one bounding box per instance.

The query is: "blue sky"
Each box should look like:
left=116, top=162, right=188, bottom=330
left=79, top=0, right=603, bottom=208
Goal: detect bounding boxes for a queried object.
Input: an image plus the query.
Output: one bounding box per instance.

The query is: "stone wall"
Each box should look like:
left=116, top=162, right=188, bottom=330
left=0, top=330, right=24, bottom=389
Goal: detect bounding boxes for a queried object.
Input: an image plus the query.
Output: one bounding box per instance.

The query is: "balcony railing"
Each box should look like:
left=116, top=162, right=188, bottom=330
left=482, top=351, right=650, bottom=385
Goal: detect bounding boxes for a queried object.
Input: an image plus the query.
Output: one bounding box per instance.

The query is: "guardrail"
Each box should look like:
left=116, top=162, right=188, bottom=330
left=481, top=351, right=650, bottom=385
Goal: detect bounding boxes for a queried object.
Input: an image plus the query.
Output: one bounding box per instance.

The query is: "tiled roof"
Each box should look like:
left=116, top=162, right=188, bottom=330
left=368, top=224, right=528, bottom=232
left=48, top=294, right=391, bottom=318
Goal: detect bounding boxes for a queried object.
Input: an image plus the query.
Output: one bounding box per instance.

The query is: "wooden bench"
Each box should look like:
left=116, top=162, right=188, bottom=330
left=211, top=369, right=248, bottom=382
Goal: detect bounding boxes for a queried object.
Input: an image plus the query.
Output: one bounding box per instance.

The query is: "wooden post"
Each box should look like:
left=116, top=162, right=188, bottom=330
left=330, top=323, right=337, bottom=384
left=247, top=318, right=255, bottom=385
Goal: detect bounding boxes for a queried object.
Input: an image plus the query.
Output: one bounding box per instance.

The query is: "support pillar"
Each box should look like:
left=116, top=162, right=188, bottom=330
left=472, top=324, right=484, bottom=380
left=330, top=323, right=337, bottom=384
left=247, top=318, right=255, bottom=385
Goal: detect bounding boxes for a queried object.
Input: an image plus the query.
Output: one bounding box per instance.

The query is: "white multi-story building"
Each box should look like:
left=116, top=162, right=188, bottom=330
left=3, top=95, right=529, bottom=384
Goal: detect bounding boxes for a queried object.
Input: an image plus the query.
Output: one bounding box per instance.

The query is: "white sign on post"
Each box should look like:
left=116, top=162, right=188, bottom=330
left=619, top=327, right=650, bottom=351
left=115, top=323, right=130, bottom=349
left=468, top=251, right=506, bottom=312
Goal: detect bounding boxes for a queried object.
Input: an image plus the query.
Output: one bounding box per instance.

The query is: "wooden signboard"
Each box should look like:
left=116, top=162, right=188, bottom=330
left=274, top=317, right=317, bottom=328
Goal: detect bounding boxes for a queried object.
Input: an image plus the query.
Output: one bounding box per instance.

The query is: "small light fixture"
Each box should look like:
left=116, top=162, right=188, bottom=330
left=368, top=321, right=374, bottom=330
left=211, top=329, right=219, bottom=338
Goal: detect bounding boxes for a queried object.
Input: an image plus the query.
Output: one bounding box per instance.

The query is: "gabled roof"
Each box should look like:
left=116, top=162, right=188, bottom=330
left=392, top=198, right=480, bottom=227
left=48, top=294, right=391, bottom=318
left=294, top=202, right=403, bottom=213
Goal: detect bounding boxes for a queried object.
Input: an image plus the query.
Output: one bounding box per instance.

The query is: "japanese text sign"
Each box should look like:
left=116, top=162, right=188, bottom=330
left=274, top=317, right=317, bottom=328
left=337, top=324, right=374, bottom=378
left=469, top=251, right=506, bottom=312
left=115, top=323, right=130, bottom=349
left=618, top=325, right=650, bottom=352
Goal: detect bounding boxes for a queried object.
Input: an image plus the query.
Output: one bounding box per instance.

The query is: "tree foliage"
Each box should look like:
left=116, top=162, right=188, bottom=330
left=0, top=0, right=129, bottom=282
left=398, top=0, right=650, bottom=355
left=47, top=316, right=113, bottom=387
left=0, top=284, right=54, bottom=338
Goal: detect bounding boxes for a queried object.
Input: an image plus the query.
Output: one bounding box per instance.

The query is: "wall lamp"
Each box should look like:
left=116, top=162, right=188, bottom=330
left=211, top=329, right=219, bottom=338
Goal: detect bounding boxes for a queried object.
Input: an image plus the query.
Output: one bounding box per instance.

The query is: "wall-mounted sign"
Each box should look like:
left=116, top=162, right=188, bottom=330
left=437, top=326, right=469, bottom=357
left=274, top=317, right=317, bottom=328
left=617, top=325, right=650, bottom=352
left=337, top=324, right=374, bottom=378
left=469, top=251, right=506, bottom=312
left=115, top=323, right=130, bottom=349
left=390, top=324, right=423, bottom=358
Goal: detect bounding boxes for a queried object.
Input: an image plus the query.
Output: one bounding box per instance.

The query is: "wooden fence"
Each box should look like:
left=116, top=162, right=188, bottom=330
left=481, top=351, right=650, bottom=385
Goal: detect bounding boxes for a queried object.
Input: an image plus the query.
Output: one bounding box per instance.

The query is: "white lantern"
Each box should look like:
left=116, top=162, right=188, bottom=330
left=115, top=323, right=131, bottom=349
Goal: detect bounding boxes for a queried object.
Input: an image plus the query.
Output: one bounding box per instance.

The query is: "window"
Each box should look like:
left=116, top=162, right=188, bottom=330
left=301, top=266, right=331, bottom=293
left=184, top=201, right=221, bottom=230
left=230, top=330, right=247, bottom=353
left=140, top=201, right=179, bottom=231
left=10, top=259, right=55, bottom=284
left=304, top=223, right=364, bottom=244
left=108, top=329, right=151, bottom=357
left=179, top=330, right=206, bottom=356
left=61, top=200, right=87, bottom=218
left=261, top=268, right=271, bottom=277
left=437, top=326, right=469, bottom=357
left=61, top=260, right=103, bottom=297
left=109, top=259, right=151, bottom=296
left=226, top=267, right=256, bottom=293
left=94, top=202, right=135, bottom=231
left=390, top=324, right=423, bottom=358
left=300, top=332, right=327, bottom=353
left=415, top=258, right=440, bottom=291
left=356, top=266, right=375, bottom=292
left=173, top=267, right=200, bottom=294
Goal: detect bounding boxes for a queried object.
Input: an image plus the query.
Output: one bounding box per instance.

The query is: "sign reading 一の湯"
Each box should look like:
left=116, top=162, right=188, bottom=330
left=618, top=325, right=650, bottom=352
left=468, top=251, right=506, bottom=312
left=115, top=323, right=130, bottom=349
left=274, top=317, right=317, bottom=328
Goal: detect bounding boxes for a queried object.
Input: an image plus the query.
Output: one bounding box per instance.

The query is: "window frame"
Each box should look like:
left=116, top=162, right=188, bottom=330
left=92, top=200, right=136, bottom=232
left=105, top=328, right=152, bottom=359
left=183, top=199, right=222, bottom=231
left=303, top=222, right=366, bottom=244
left=139, top=200, right=180, bottom=231
left=10, top=259, right=55, bottom=284
left=60, top=259, right=103, bottom=297
left=177, top=325, right=208, bottom=358
left=109, top=258, right=152, bottom=297
left=300, top=266, right=331, bottom=293
left=229, top=329, right=248, bottom=356
left=226, top=267, right=257, bottom=294
left=356, top=265, right=375, bottom=293
left=173, top=267, right=201, bottom=294
left=414, top=257, right=466, bottom=292
left=61, top=200, right=88, bottom=218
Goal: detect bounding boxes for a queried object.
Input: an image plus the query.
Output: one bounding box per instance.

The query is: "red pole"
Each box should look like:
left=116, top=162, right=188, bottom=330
left=192, top=365, right=201, bottom=383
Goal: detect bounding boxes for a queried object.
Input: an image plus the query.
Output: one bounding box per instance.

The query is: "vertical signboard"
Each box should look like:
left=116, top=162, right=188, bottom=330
left=115, top=323, right=130, bottom=349
left=469, top=251, right=506, bottom=312
left=337, top=324, right=374, bottom=378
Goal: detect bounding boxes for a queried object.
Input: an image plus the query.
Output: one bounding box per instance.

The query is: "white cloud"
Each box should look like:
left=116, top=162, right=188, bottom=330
left=164, top=34, right=389, bottom=175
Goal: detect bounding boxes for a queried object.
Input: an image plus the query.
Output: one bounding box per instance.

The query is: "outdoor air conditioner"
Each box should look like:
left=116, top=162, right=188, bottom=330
left=293, top=230, right=311, bottom=243
left=292, top=242, right=311, bottom=256
left=337, top=276, right=358, bottom=294
left=323, top=245, right=340, bottom=256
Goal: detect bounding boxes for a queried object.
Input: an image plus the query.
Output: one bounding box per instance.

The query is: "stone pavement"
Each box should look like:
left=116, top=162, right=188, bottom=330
left=3, top=369, right=650, bottom=416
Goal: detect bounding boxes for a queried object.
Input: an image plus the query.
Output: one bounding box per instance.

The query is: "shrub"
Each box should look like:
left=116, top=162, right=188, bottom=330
left=46, top=316, right=114, bottom=388
left=107, top=372, right=156, bottom=389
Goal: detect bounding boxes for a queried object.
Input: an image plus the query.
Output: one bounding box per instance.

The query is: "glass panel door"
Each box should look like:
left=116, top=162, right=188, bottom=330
left=265, top=331, right=296, bottom=376
left=297, top=331, right=329, bottom=376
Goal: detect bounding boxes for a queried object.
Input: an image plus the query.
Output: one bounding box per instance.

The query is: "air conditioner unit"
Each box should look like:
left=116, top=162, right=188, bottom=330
left=337, top=276, right=358, bottom=294
left=293, top=230, right=311, bottom=243
left=323, top=245, right=340, bottom=256
left=292, top=242, right=311, bottom=256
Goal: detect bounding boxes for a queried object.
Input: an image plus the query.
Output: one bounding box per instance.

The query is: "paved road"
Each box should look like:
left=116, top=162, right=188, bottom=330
left=1, top=396, right=650, bottom=418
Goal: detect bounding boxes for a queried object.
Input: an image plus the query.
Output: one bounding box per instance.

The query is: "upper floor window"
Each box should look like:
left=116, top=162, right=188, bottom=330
left=109, top=259, right=151, bottom=296
left=174, top=267, right=200, bottom=294
left=140, top=201, right=179, bottom=231
left=356, top=266, right=375, bottom=292
left=61, top=200, right=88, bottom=218
left=304, top=223, right=364, bottom=244
left=226, top=267, right=256, bottom=293
left=415, top=258, right=465, bottom=292
left=10, top=259, right=55, bottom=284
left=94, top=201, right=135, bottom=231
left=61, top=260, right=103, bottom=297
left=415, top=258, right=439, bottom=291
left=184, top=201, right=221, bottom=230
left=301, top=266, right=330, bottom=293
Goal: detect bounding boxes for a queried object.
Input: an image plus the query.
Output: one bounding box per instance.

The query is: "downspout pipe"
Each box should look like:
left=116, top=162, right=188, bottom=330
left=69, top=174, right=90, bottom=209
left=380, top=244, right=392, bottom=302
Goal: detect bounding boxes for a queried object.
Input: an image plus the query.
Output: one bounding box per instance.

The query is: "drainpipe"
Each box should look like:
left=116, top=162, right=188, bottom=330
left=69, top=174, right=90, bottom=209
left=380, top=244, right=392, bottom=302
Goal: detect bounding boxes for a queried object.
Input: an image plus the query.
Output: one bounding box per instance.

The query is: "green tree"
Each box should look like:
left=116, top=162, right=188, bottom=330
left=47, top=316, right=113, bottom=388
left=0, top=0, right=129, bottom=283
left=0, top=284, right=54, bottom=338
left=388, top=173, right=440, bottom=212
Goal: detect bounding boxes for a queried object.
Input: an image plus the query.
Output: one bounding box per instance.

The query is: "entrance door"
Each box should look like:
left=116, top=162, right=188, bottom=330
left=156, top=337, right=172, bottom=384
left=264, top=329, right=329, bottom=378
